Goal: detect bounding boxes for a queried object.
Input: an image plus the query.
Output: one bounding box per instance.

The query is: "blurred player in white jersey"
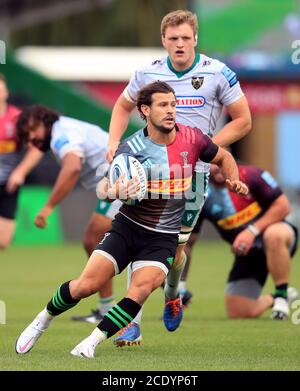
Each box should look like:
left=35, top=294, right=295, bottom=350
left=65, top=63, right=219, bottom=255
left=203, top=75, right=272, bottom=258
left=16, top=105, right=121, bottom=318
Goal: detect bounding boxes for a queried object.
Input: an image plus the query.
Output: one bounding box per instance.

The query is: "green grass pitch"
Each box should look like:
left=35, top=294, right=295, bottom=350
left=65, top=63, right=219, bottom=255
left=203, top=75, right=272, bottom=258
left=1, top=241, right=300, bottom=371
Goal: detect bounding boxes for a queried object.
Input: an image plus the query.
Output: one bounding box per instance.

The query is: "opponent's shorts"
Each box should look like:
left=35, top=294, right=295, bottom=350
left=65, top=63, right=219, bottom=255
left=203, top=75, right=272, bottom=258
left=179, top=172, right=209, bottom=243
left=0, top=184, right=19, bottom=220
left=94, top=213, right=178, bottom=276
left=94, top=199, right=122, bottom=219
left=226, top=222, right=298, bottom=299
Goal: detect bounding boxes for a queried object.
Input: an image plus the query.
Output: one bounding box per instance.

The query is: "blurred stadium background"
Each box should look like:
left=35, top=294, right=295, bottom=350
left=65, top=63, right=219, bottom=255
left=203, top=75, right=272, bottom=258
left=1, top=0, right=300, bottom=244
left=1, top=0, right=300, bottom=371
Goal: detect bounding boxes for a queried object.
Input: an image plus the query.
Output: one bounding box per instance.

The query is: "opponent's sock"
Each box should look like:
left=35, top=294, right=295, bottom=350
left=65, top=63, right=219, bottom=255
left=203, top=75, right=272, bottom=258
left=165, top=253, right=187, bottom=299
left=178, top=281, right=187, bottom=294
left=97, top=297, right=141, bottom=338
left=46, top=281, right=80, bottom=316
left=98, top=295, right=115, bottom=316
left=273, top=283, right=288, bottom=300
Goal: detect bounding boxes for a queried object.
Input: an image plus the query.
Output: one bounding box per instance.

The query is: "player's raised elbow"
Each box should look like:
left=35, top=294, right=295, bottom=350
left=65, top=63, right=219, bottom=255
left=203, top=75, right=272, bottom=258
left=66, top=165, right=81, bottom=178
left=238, top=113, right=252, bottom=138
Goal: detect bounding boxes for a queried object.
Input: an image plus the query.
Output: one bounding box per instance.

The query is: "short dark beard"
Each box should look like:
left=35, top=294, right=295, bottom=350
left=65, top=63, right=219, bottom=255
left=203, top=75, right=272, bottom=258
left=155, top=124, right=174, bottom=134
left=32, top=129, right=52, bottom=152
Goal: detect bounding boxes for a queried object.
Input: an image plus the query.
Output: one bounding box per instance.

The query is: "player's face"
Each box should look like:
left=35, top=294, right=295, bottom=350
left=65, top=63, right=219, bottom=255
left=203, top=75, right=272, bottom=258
left=0, top=80, right=9, bottom=105
left=27, top=118, right=50, bottom=151
left=210, top=164, right=226, bottom=186
left=162, top=23, right=197, bottom=71
left=147, top=92, right=176, bottom=134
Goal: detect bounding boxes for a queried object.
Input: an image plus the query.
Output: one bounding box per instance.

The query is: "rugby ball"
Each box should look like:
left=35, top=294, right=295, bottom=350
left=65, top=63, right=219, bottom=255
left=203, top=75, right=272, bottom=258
left=109, top=153, right=147, bottom=202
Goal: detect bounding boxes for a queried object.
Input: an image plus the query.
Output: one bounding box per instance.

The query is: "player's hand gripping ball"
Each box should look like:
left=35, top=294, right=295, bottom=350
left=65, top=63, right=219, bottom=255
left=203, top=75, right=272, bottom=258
left=109, top=153, right=147, bottom=204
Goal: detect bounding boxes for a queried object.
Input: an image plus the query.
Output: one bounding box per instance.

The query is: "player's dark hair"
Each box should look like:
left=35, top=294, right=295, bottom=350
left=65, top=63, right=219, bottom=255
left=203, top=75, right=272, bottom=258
left=16, top=104, right=59, bottom=142
left=137, top=81, right=175, bottom=121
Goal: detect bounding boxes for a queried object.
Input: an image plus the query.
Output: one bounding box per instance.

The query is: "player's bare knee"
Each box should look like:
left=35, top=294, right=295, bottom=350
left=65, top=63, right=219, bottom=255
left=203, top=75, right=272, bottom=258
left=83, top=228, right=102, bottom=253
left=226, top=301, right=241, bottom=318
left=263, top=229, right=285, bottom=252
left=82, top=235, right=95, bottom=256
left=226, top=297, right=258, bottom=319
left=83, top=223, right=107, bottom=255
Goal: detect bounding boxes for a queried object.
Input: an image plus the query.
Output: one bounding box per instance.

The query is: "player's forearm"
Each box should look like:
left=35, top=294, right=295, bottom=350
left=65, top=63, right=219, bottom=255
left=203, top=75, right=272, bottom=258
left=108, top=108, right=129, bottom=145
left=212, top=117, right=251, bottom=147
left=213, top=149, right=239, bottom=182
left=108, top=96, right=134, bottom=146
left=249, top=195, right=291, bottom=234
left=14, top=147, right=43, bottom=176
left=45, top=168, right=80, bottom=208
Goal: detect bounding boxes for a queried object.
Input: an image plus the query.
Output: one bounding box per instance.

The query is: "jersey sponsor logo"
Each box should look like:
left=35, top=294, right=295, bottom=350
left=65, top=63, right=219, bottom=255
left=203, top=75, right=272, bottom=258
left=176, top=96, right=206, bottom=108
left=221, top=65, right=238, bottom=88
left=261, top=171, right=278, bottom=189
left=148, top=177, right=192, bottom=194
left=191, top=76, right=204, bottom=90
left=217, top=202, right=261, bottom=230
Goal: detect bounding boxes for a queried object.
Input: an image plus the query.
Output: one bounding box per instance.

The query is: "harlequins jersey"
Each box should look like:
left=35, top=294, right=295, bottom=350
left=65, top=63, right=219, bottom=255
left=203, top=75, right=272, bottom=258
left=0, top=104, right=21, bottom=184
left=116, top=123, right=219, bottom=233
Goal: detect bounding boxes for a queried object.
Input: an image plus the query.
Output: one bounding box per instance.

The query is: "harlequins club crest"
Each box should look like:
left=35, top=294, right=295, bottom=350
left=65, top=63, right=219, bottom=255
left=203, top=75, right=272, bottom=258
left=180, top=151, right=189, bottom=166
left=191, top=76, right=204, bottom=90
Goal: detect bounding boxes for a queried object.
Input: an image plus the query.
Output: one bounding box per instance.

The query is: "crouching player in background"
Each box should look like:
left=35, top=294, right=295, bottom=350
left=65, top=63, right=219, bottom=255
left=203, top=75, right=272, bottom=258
left=184, top=163, right=298, bottom=320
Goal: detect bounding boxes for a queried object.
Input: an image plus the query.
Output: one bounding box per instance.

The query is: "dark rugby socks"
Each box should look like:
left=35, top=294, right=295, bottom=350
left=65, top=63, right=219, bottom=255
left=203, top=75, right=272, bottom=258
left=273, top=283, right=288, bottom=300
left=46, top=281, right=80, bottom=316
left=97, top=297, right=141, bottom=338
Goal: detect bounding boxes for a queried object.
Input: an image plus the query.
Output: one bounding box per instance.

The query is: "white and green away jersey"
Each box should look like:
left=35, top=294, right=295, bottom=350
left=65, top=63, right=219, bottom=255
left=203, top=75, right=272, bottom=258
left=124, top=53, right=244, bottom=173
left=51, top=116, right=109, bottom=190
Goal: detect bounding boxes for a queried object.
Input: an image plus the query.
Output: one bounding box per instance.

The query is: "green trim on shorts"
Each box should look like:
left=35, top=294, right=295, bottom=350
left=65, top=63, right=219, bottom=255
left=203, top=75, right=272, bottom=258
left=94, top=199, right=112, bottom=216
left=166, top=257, right=174, bottom=266
left=181, top=172, right=209, bottom=229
